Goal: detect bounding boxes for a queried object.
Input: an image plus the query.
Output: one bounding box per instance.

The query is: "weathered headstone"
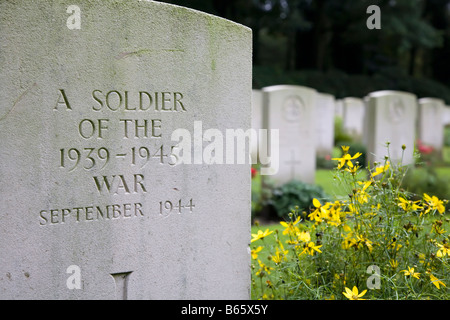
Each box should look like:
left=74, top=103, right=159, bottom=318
left=261, top=85, right=317, bottom=185
left=251, top=89, right=263, bottom=163
left=443, top=105, right=450, bottom=126
left=362, top=95, right=370, bottom=146
left=418, top=98, right=445, bottom=153
left=335, top=99, right=344, bottom=118
left=342, top=97, right=365, bottom=141
left=315, top=93, right=335, bottom=157
left=0, top=1, right=252, bottom=299
left=365, top=91, right=417, bottom=166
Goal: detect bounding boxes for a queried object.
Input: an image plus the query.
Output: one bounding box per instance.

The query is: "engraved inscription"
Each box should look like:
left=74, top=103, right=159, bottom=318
left=285, top=149, right=301, bottom=179
left=39, top=202, right=144, bottom=226
left=159, top=199, right=196, bottom=217
left=38, top=88, right=192, bottom=225
left=388, top=97, right=405, bottom=124
left=93, top=174, right=147, bottom=195
left=92, top=90, right=185, bottom=112
left=282, top=96, right=304, bottom=122
left=111, top=272, right=133, bottom=300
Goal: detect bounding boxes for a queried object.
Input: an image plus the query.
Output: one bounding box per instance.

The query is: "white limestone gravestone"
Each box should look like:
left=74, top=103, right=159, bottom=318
left=418, top=98, right=445, bottom=153
left=261, top=85, right=317, bottom=185
left=0, top=1, right=252, bottom=299
left=335, top=99, right=344, bottom=119
left=315, top=93, right=335, bottom=158
left=442, top=105, right=450, bottom=126
left=342, top=97, right=365, bottom=141
left=365, top=91, right=418, bottom=166
left=251, top=89, right=263, bottom=163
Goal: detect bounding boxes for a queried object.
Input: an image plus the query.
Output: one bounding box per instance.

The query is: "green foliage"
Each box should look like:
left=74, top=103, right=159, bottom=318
left=402, top=167, right=450, bottom=209
left=335, top=141, right=367, bottom=169
left=266, top=180, right=330, bottom=220
left=444, top=127, right=450, bottom=147
left=333, top=116, right=352, bottom=145
left=251, top=146, right=449, bottom=300
left=316, top=155, right=334, bottom=169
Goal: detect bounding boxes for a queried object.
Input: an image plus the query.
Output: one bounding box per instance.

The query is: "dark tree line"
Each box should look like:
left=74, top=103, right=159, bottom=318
left=159, top=0, right=450, bottom=101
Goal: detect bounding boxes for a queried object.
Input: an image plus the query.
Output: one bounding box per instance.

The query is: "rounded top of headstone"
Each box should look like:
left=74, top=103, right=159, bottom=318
left=148, top=1, right=252, bottom=31
left=343, top=97, right=364, bottom=103
left=317, top=92, right=334, bottom=99
left=368, top=90, right=417, bottom=99
left=418, top=97, right=445, bottom=105
left=261, top=84, right=317, bottom=94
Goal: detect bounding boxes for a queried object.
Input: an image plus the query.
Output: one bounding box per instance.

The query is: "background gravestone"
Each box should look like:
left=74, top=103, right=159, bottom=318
left=0, top=1, right=252, bottom=299
left=251, top=89, right=263, bottom=163
left=342, top=97, right=365, bottom=141
left=261, top=85, right=317, bottom=185
left=443, top=105, right=450, bottom=126
left=418, top=98, right=445, bottom=153
left=443, top=106, right=450, bottom=126
left=365, top=90, right=418, bottom=166
left=335, top=99, right=344, bottom=119
left=315, top=93, right=335, bottom=158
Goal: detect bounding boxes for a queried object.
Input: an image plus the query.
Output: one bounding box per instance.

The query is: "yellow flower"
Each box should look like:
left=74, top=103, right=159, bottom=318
left=308, top=198, right=331, bottom=222
left=398, top=197, right=422, bottom=212
left=436, top=242, right=450, bottom=258
left=429, top=273, right=446, bottom=289
left=355, top=181, right=372, bottom=204
left=255, top=259, right=274, bottom=277
left=341, top=233, right=373, bottom=252
left=332, top=151, right=362, bottom=169
left=342, top=286, right=367, bottom=300
left=297, top=231, right=311, bottom=243
left=423, top=193, right=446, bottom=215
left=261, top=293, right=274, bottom=300
left=345, top=165, right=360, bottom=175
left=401, top=267, right=420, bottom=279
left=272, top=245, right=288, bottom=264
left=301, top=241, right=322, bottom=256
left=280, top=216, right=301, bottom=235
left=326, top=203, right=343, bottom=226
left=389, top=259, right=399, bottom=269
left=418, top=253, right=426, bottom=264
left=431, top=220, right=446, bottom=235
left=341, top=146, right=350, bottom=153
left=388, top=238, right=403, bottom=252
left=251, top=246, right=263, bottom=260
left=251, top=229, right=274, bottom=243
left=371, top=161, right=390, bottom=177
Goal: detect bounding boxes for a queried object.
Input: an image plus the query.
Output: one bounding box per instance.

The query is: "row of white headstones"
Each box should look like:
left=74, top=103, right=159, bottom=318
left=251, top=85, right=450, bottom=185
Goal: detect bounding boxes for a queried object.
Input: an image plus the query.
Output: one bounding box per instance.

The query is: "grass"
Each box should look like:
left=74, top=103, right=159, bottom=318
left=315, top=168, right=368, bottom=200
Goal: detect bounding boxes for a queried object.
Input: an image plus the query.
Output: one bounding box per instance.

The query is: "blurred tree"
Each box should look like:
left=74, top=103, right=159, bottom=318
left=157, top=0, right=450, bottom=99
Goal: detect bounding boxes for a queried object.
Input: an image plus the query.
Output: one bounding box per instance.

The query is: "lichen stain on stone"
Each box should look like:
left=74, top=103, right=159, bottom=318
left=116, top=48, right=184, bottom=60
left=0, top=82, right=38, bottom=122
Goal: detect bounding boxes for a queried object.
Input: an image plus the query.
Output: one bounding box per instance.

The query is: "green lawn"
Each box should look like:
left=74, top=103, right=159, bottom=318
left=315, top=168, right=368, bottom=200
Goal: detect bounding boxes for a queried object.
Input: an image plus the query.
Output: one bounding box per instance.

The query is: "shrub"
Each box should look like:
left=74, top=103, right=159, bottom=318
left=334, top=117, right=353, bottom=145
left=335, top=141, right=367, bottom=168
left=444, top=126, right=450, bottom=147
left=251, top=145, right=449, bottom=300
left=402, top=167, right=450, bottom=210
left=265, top=180, right=330, bottom=221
